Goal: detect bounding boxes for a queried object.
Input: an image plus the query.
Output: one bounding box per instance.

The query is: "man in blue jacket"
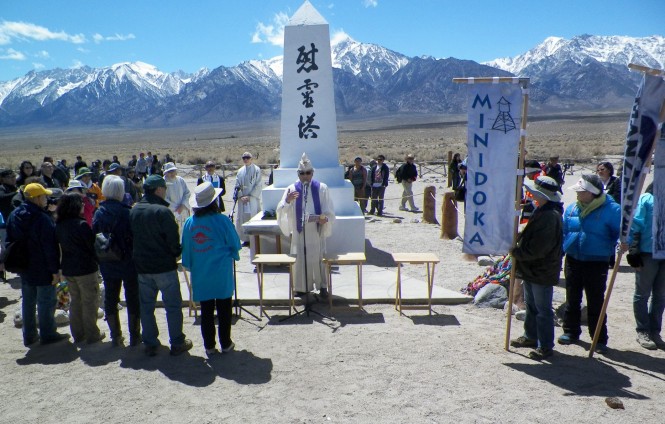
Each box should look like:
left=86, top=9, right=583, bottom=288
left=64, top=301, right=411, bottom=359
left=130, top=175, right=192, bottom=357
left=559, top=174, right=620, bottom=354
left=6, top=183, right=70, bottom=346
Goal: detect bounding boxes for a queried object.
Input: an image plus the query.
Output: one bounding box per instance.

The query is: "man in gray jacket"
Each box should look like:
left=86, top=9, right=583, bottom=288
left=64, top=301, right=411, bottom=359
left=130, top=175, right=192, bottom=357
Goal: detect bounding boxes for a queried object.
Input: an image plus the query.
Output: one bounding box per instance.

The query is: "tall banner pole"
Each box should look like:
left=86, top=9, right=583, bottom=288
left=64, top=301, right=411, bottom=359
left=453, top=77, right=529, bottom=350
left=504, top=79, right=529, bottom=351
left=589, top=65, right=665, bottom=358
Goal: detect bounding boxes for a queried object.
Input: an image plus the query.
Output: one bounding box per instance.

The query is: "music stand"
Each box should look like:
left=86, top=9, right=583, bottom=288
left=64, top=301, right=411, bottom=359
left=280, top=182, right=332, bottom=323
left=229, top=188, right=260, bottom=321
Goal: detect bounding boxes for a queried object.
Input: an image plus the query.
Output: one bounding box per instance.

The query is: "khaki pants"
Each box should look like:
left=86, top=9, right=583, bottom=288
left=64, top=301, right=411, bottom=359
left=66, top=272, right=102, bottom=343
left=401, top=181, right=416, bottom=209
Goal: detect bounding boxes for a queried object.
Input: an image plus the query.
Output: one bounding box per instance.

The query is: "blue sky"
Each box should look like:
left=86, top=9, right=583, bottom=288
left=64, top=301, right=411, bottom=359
left=0, top=0, right=661, bottom=82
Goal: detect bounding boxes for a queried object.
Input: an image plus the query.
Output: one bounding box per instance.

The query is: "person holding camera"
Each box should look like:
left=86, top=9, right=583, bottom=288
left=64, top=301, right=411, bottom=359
left=346, top=156, right=368, bottom=214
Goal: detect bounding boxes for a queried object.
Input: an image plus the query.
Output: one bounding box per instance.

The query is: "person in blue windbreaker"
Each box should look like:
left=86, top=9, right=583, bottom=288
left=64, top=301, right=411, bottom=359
left=181, top=182, right=241, bottom=357
left=559, top=174, right=620, bottom=354
left=624, top=183, right=665, bottom=350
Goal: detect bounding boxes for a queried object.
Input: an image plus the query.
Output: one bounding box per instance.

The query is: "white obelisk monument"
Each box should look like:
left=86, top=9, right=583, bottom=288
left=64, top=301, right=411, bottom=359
left=253, top=0, right=365, bottom=255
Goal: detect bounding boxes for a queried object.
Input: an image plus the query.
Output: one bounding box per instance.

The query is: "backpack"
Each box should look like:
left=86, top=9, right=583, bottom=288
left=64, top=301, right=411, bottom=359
left=1, top=239, right=30, bottom=273
left=94, top=231, right=124, bottom=262
left=395, top=165, right=404, bottom=183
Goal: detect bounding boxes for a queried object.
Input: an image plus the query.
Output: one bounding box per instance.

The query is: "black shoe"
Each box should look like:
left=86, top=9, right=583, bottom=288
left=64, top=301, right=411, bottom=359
left=40, top=333, right=70, bottom=345
left=87, top=331, right=106, bottom=345
left=528, top=347, right=553, bottom=361
left=294, top=291, right=307, bottom=298
left=376, top=212, right=383, bottom=216
left=242, top=241, right=250, bottom=247
left=510, top=336, right=537, bottom=348
left=170, top=339, right=193, bottom=356
left=145, top=345, right=158, bottom=357
left=23, top=337, right=40, bottom=347
left=319, top=288, right=329, bottom=298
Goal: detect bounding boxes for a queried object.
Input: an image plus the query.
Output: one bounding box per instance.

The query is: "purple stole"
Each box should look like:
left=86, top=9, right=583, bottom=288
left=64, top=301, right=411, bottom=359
left=295, top=180, right=321, bottom=233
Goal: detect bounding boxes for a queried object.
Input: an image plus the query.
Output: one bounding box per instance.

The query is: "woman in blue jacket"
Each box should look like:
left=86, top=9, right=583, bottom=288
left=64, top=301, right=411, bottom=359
left=182, top=182, right=241, bottom=356
left=625, top=183, right=665, bottom=350
left=559, top=174, right=621, bottom=353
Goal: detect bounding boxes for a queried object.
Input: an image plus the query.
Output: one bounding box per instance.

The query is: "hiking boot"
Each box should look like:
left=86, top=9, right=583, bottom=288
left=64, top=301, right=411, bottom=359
left=145, top=345, right=158, bottom=357
left=411, top=207, right=420, bottom=212
left=637, top=332, right=657, bottom=350
left=557, top=333, right=579, bottom=345
left=528, top=347, right=553, bottom=361
left=205, top=348, right=219, bottom=356
left=170, top=339, right=193, bottom=356
left=319, top=288, right=329, bottom=298
left=399, top=206, right=408, bottom=211
left=23, top=336, right=40, bottom=347
left=222, top=342, right=235, bottom=353
left=87, top=331, right=106, bottom=345
left=594, top=344, right=609, bottom=354
left=510, top=336, right=537, bottom=348
left=652, top=334, right=665, bottom=349
left=40, top=333, right=70, bottom=345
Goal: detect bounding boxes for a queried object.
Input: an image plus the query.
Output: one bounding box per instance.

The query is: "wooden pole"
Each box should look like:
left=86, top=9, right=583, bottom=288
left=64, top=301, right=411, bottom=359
left=423, top=186, right=439, bottom=224
left=589, top=98, right=665, bottom=358
left=441, top=192, right=458, bottom=239
left=447, top=151, right=453, bottom=188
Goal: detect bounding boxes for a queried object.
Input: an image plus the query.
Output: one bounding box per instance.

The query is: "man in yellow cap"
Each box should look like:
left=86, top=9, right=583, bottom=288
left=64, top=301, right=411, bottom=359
left=6, top=183, right=70, bottom=346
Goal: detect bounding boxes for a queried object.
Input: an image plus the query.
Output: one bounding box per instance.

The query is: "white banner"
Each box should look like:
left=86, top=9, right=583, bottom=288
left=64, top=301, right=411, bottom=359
left=463, top=84, right=522, bottom=255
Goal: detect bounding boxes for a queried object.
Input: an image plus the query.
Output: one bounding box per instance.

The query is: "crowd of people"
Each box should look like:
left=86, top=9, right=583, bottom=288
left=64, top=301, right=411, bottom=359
left=0, top=150, right=663, bottom=363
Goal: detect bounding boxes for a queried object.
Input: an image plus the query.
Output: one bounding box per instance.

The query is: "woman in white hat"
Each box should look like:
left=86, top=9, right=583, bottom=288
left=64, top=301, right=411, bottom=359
left=181, top=182, right=242, bottom=356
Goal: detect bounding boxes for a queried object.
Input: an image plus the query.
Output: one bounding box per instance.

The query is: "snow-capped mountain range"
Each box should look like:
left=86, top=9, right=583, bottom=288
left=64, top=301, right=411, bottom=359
left=0, top=34, right=662, bottom=126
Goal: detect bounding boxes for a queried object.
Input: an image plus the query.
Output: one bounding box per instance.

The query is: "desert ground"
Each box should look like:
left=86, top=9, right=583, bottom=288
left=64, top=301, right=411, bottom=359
left=2, top=113, right=664, bottom=423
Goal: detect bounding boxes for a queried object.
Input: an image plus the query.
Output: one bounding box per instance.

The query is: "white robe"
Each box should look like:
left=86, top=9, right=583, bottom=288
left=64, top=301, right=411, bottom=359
left=277, top=181, right=335, bottom=292
left=234, top=164, right=263, bottom=241
left=165, top=175, right=191, bottom=235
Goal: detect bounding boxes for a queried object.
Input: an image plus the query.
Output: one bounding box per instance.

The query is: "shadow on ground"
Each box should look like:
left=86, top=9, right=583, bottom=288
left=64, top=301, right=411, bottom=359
left=120, top=346, right=216, bottom=387
left=365, top=239, right=395, bottom=268
left=207, top=349, right=273, bottom=384
left=505, top=350, right=649, bottom=399
left=0, top=296, right=18, bottom=324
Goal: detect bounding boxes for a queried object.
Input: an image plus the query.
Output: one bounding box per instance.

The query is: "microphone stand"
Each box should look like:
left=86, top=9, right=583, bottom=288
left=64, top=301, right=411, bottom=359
left=229, top=188, right=260, bottom=321
left=281, top=181, right=331, bottom=322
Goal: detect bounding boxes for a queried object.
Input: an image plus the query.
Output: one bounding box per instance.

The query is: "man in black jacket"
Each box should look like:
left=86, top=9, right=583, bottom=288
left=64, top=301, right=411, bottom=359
left=509, top=175, right=564, bottom=360
left=6, top=183, right=70, bottom=346
left=130, top=175, right=192, bottom=357
left=397, top=154, right=419, bottom=212
left=369, top=155, right=390, bottom=216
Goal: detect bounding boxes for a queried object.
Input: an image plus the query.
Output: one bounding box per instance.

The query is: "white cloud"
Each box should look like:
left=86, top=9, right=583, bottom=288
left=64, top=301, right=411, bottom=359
left=0, top=48, right=26, bottom=60
left=71, top=60, right=84, bottom=69
left=251, top=12, right=289, bottom=47
left=0, top=21, right=86, bottom=45
left=77, top=47, right=90, bottom=54
left=363, top=0, right=378, bottom=7
left=33, top=62, right=45, bottom=70
left=35, top=50, right=49, bottom=58
left=93, top=32, right=136, bottom=44
left=331, top=30, right=352, bottom=45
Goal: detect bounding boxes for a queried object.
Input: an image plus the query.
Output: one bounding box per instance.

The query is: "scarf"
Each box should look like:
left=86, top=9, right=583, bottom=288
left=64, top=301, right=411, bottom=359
left=295, top=180, right=321, bottom=233
left=578, top=193, right=606, bottom=218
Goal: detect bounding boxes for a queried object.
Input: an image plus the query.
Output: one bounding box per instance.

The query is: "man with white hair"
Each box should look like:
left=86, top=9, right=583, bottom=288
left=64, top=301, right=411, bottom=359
left=234, top=152, right=262, bottom=245
left=277, top=153, right=335, bottom=297
left=163, top=162, right=191, bottom=235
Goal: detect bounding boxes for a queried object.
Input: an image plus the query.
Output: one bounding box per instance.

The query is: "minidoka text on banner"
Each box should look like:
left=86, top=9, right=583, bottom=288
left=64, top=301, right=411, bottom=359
left=463, top=83, right=522, bottom=255
left=620, top=74, right=665, bottom=258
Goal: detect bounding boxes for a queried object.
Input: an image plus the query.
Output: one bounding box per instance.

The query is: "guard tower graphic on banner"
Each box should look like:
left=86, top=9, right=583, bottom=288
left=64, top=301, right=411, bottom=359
left=492, top=96, right=517, bottom=133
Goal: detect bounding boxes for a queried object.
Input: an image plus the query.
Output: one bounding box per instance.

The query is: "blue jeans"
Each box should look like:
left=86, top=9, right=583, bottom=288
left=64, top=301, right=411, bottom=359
left=21, top=282, right=58, bottom=343
left=138, top=271, right=185, bottom=347
left=634, top=253, right=665, bottom=335
left=522, top=281, right=554, bottom=350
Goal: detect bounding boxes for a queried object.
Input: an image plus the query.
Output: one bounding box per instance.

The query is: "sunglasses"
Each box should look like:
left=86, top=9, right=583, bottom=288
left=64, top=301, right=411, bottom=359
left=242, top=156, right=251, bottom=160
left=298, top=171, right=313, bottom=175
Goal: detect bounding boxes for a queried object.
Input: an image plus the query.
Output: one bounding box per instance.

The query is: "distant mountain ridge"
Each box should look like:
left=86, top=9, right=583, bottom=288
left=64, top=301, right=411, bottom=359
left=0, top=34, right=662, bottom=127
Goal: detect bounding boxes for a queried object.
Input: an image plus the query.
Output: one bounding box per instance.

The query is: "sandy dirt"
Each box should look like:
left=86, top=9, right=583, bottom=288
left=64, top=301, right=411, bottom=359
left=1, top=166, right=664, bottom=424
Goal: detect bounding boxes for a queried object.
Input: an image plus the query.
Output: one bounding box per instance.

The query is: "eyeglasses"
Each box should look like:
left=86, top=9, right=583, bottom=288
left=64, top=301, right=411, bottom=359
left=298, top=171, right=313, bottom=175
left=242, top=156, right=251, bottom=160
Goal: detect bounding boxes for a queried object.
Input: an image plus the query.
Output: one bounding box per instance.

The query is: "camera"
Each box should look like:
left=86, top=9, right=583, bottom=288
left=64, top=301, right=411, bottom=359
left=563, top=162, right=574, bottom=174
